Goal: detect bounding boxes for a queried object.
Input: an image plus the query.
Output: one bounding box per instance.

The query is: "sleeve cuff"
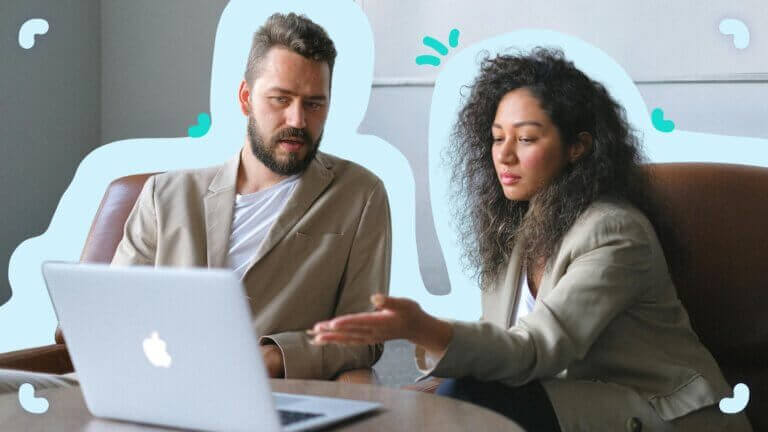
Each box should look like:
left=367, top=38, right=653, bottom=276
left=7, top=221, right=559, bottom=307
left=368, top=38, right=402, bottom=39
left=260, top=332, right=323, bottom=380
left=413, top=320, right=465, bottom=381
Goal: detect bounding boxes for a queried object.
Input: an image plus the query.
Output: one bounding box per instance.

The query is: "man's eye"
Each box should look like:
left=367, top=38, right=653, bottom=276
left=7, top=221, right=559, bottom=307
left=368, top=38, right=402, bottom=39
left=305, top=101, right=323, bottom=111
left=271, top=96, right=289, bottom=104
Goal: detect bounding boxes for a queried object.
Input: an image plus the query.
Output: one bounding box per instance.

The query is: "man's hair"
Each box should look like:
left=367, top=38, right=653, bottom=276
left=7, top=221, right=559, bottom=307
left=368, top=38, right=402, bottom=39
left=244, top=12, right=337, bottom=84
left=447, top=47, right=677, bottom=289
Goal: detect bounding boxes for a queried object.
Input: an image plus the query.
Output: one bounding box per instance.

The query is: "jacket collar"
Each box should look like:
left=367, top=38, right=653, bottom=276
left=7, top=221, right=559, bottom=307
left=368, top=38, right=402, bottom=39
left=203, top=150, right=335, bottom=272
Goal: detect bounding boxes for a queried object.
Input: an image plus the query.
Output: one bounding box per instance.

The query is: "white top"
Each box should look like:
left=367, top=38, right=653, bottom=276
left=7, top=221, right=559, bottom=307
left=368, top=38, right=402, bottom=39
left=420, top=267, right=538, bottom=371
left=513, top=271, right=537, bottom=324
left=227, top=175, right=300, bottom=279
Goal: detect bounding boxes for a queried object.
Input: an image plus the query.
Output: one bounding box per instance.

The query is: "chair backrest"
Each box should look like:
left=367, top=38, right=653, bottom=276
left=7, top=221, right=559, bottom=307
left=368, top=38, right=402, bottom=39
left=82, top=165, right=768, bottom=425
left=80, top=173, right=155, bottom=263
left=647, top=163, right=768, bottom=429
left=86, top=167, right=768, bottom=357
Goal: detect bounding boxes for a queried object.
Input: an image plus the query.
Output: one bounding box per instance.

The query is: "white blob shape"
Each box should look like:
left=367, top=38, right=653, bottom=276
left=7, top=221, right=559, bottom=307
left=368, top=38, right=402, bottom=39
left=719, top=383, right=750, bottom=414
left=18, top=383, right=50, bottom=414
left=719, top=18, right=750, bottom=50
left=18, top=18, right=50, bottom=50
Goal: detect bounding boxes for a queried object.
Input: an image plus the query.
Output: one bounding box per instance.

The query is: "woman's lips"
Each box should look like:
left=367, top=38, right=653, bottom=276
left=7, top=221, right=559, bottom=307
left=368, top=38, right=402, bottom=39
left=500, top=173, right=521, bottom=185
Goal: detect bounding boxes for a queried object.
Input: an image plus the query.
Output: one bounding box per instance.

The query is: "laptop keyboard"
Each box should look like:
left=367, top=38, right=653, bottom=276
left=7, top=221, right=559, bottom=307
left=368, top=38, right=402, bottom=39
left=278, top=409, right=324, bottom=426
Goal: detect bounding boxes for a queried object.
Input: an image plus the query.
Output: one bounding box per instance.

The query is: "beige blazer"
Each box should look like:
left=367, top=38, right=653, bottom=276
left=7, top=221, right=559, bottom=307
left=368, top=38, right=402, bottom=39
left=416, top=199, right=752, bottom=431
left=112, top=151, right=391, bottom=380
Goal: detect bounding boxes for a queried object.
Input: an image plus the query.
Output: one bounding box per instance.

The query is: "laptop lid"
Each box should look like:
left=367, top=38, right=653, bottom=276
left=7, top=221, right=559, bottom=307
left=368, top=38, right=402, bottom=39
left=42, top=262, right=281, bottom=432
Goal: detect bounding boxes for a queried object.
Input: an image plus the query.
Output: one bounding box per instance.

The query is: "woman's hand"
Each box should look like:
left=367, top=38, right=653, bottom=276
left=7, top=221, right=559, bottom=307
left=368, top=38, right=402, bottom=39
left=309, top=294, right=454, bottom=357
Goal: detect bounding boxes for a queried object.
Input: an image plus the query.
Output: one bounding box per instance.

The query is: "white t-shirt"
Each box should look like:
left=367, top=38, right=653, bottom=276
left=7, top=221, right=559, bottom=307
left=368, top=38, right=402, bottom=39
left=227, top=175, right=300, bottom=279
left=421, top=267, right=537, bottom=371
left=513, top=271, right=537, bottom=324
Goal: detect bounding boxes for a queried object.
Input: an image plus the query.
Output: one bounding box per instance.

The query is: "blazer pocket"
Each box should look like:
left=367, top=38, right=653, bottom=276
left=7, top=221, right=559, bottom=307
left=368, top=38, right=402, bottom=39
left=648, top=373, right=720, bottom=421
left=295, top=231, right=344, bottom=238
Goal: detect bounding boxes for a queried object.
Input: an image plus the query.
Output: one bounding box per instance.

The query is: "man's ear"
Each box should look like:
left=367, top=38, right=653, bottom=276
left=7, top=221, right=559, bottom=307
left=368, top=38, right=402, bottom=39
left=569, top=132, right=593, bottom=162
left=238, top=79, right=251, bottom=116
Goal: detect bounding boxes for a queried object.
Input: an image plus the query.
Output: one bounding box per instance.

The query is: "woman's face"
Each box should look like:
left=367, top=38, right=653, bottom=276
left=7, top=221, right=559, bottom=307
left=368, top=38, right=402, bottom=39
left=491, top=88, right=568, bottom=201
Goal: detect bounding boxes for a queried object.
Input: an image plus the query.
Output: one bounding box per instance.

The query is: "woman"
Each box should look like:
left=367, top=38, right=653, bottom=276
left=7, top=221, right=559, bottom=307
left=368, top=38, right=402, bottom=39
left=310, top=48, right=752, bottom=431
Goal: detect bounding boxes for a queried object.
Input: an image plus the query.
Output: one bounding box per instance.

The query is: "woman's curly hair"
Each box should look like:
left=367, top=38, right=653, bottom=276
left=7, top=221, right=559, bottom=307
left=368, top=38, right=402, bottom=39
left=447, top=47, right=671, bottom=289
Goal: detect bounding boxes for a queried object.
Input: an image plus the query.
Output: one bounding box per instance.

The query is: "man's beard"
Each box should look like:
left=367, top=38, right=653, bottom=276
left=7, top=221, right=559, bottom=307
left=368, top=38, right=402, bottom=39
left=247, top=115, right=321, bottom=176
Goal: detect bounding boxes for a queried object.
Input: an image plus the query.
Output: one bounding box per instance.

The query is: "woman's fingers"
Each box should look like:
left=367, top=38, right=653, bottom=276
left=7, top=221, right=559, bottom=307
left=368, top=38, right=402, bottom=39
left=371, top=294, right=417, bottom=311
left=308, top=295, right=425, bottom=346
left=330, top=312, right=397, bottom=328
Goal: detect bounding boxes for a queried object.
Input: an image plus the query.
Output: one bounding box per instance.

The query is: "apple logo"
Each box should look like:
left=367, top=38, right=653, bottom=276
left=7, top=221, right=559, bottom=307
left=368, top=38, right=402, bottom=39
left=142, top=331, right=172, bottom=368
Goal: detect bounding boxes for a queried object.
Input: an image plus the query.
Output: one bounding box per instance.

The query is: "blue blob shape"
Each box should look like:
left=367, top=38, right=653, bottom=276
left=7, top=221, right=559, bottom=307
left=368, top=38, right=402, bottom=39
left=3, top=0, right=430, bottom=351
left=188, top=112, right=211, bottom=138
left=720, top=383, right=750, bottom=414
left=18, top=18, right=49, bottom=50
left=18, top=383, right=49, bottom=414
left=719, top=18, right=750, bottom=50
left=448, top=28, right=460, bottom=48
left=426, top=29, right=768, bottom=321
left=651, top=108, right=675, bottom=133
left=423, top=36, right=449, bottom=56
left=416, top=55, right=441, bottom=66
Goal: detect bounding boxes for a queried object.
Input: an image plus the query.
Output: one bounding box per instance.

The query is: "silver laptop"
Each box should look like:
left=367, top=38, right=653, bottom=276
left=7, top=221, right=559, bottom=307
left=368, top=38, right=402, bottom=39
left=42, top=262, right=380, bottom=431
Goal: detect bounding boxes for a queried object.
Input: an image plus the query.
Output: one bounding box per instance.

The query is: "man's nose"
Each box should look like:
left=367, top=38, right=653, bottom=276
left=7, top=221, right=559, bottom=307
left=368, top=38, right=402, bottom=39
left=285, top=101, right=307, bottom=129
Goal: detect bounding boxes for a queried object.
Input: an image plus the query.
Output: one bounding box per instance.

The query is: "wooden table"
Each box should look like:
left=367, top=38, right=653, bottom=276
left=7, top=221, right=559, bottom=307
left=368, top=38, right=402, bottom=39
left=0, top=379, right=523, bottom=431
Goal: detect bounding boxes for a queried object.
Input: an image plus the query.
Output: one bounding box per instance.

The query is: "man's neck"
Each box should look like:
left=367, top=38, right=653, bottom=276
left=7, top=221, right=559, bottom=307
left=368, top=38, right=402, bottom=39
left=236, top=145, right=290, bottom=195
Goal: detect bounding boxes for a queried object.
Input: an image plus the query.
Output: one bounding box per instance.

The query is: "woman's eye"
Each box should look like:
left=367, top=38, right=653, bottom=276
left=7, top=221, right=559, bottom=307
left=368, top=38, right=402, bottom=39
left=492, top=137, right=504, bottom=144
left=519, top=137, right=537, bottom=143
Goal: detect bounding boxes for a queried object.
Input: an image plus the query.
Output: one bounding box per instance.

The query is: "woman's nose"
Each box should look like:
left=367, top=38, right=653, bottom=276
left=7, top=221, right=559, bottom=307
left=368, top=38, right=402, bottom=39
left=496, top=140, right=518, bottom=164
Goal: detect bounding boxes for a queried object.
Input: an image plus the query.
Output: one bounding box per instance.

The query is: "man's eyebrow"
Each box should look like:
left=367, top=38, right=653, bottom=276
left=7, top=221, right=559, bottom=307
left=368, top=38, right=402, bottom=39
left=492, top=121, right=544, bottom=129
left=266, top=87, right=328, bottom=101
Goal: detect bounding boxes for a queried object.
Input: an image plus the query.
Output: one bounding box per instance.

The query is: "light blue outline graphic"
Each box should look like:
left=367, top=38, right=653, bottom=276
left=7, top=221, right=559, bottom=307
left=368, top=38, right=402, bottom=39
left=4, top=10, right=768, bottom=354
left=427, top=29, right=768, bottom=324
left=2, top=0, right=427, bottom=352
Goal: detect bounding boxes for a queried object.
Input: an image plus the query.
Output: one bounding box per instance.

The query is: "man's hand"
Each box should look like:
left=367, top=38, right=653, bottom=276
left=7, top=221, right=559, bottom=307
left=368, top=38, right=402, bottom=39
left=260, top=344, right=285, bottom=378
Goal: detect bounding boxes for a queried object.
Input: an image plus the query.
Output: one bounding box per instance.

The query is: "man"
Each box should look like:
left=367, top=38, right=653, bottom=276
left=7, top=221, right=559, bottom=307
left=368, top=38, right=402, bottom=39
left=111, top=12, right=391, bottom=380
left=0, top=12, right=391, bottom=392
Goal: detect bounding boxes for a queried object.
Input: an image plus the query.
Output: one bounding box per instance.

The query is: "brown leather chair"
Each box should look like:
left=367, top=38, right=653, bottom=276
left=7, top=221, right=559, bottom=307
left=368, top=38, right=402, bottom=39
left=405, top=163, right=768, bottom=429
left=0, top=173, right=377, bottom=384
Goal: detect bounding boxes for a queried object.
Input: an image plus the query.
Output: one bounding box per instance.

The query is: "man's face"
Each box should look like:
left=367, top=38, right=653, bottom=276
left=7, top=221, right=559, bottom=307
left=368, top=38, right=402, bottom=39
left=240, top=47, right=331, bottom=175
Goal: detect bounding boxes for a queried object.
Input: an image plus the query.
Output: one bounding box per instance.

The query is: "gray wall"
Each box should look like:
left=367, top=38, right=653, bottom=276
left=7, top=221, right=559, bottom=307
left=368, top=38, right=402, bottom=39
left=90, top=0, right=768, bottom=300
left=100, top=0, right=227, bottom=143
left=1, top=2, right=766, bottom=380
left=1, top=0, right=101, bottom=304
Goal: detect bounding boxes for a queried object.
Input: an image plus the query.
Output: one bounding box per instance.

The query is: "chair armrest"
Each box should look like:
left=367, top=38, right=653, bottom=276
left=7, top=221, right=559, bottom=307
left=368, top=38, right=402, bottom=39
left=401, top=378, right=443, bottom=393
left=0, top=344, right=73, bottom=375
left=332, top=368, right=379, bottom=385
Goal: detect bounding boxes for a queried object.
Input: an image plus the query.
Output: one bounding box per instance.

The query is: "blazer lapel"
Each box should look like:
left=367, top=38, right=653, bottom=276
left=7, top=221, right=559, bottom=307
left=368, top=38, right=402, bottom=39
left=244, top=154, right=334, bottom=270
left=204, top=154, right=239, bottom=268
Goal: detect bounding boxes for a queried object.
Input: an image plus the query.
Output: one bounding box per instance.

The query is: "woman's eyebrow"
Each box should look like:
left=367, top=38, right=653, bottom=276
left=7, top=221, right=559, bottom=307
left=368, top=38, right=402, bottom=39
left=492, top=121, right=544, bottom=129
